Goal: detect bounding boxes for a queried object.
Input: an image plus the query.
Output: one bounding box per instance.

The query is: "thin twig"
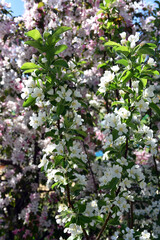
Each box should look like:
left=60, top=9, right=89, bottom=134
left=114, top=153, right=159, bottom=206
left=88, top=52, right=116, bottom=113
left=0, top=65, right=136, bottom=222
left=130, top=201, right=134, bottom=229
left=125, top=137, right=129, bottom=159
left=96, top=212, right=112, bottom=240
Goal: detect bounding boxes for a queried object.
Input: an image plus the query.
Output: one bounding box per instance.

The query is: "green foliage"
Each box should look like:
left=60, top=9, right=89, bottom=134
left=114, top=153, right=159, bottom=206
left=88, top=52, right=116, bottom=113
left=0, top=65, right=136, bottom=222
left=23, top=95, right=36, bottom=107
left=21, top=62, right=40, bottom=71
left=25, top=29, right=42, bottom=41
left=149, top=102, right=160, bottom=116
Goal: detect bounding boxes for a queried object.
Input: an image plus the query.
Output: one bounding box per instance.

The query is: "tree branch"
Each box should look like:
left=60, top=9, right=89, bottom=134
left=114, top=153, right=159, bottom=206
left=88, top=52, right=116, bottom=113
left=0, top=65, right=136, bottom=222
left=0, top=159, right=22, bottom=171
left=96, top=187, right=121, bottom=240
left=66, top=184, right=89, bottom=240
left=83, top=142, right=98, bottom=194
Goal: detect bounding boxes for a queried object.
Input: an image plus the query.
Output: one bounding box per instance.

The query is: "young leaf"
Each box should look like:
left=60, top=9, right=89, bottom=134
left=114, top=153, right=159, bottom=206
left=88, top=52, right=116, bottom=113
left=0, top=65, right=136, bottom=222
left=122, top=71, right=132, bottom=84
left=54, top=44, right=68, bottom=54
left=25, top=29, right=42, bottom=41
left=57, top=103, right=65, bottom=115
left=50, top=26, right=71, bottom=45
left=21, top=62, right=40, bottom=71
left=140, top=43, right=157, bottom=49
left=115, top=46, right=129, bottom=56
left=99, top=37, right=105, bottom=41
left=23, top=96, right=36, bottom=107
left=137, top=47, right=155, bottom=56
left=25, top=40, right=44, bottom=52
left=116, top=59, right=129, bottom=67
left=74, top=129, right=87, bottom=138
left=54, top=155, right=64, bottom=167
left=38, top=2, right=44, bottom=8
left=51, top=182, right=59, bottom=189
left=149, top=103, right=160, bottom=116
left=97, top=63, right=107, bottom=69
left=104, top=41, right=121, bottom=47
left=140, top=78, right=147, bottom=88
left=53, top=59, right=69, bottom=68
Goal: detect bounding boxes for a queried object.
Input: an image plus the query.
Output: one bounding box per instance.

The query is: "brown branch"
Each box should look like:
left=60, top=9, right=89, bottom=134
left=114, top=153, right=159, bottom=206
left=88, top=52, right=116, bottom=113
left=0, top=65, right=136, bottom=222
left=96, top=187, right=121, bottom=240
left=0, top=159, right=22, bottom=170
left=96, top=211, right=112, bottom=240
left=153, top=156, right=160, bottom=188
left=83, top=142, right=98, bottom=193
left=148, top=108, right=160, bottom=188
left=125, top=137, right=128, bottom=159
left=66, top=184, right=89, bottom=240
left=66, top=184, right=74, bottom=209
left=129, top=201, right=134, bottom=229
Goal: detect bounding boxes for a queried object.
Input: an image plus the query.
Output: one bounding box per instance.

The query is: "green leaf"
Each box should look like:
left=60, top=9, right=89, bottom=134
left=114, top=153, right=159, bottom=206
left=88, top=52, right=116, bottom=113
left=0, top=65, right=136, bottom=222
left=54, top=155, right=64, bottom=167
left=51, top=182, right=59, bottom=189
left=25, top=40, right=44, bottom=52
left=50, top=26, right=71, bottom=45
left=112, top=101, right=124, bottom=106
left=23, top=96, right=35, bottom=107
left=149, top=103, right=160, bottom=116
left=45, top=130, right=56, bottom=137
left=108, top=216, right=119, bottom=226
left=21, top=62, right=40, bottom=70
left=115, top=46, right=129, bottom=56
left=104, top=41, right=121, bottom=47
left=140, top=78, right=147, bottom=88
left=101, top=178, right=119, bottom=190
left=53, top=59, right=69, bottom=68
left=141, top=43, right=157, bottom=49
left=112, top=129, right=118, bottom=141
left=54, top=44, right=68, bottom=54
left=122, top=71, right=132, bottom=84
left=25, top=29, right=42, bottom=41
left=77, top=215, right=91, bottom=225
left=38, top=2, right=44, bottom=8
left=53, top=26, right=71, bottom=37
left=116, top=59, right=129, bottom=67
left=57, top=103, right=65, bottom=115
left=141, top=70, right=159, bottom=76
left=126, top=122, right=138, bottom=130
left=138, top=47, right=155, bottom=56
left=72, top=136, right=84, bottom=141
left=23, top=69, right=38, bottom=74
left=97, top=63, right=106, bottom=69
left=99, top=37, right=105, bottom=41
left=91, top=216, right=103, bottom=222
left=77, top=203, right=86, bottom=213
left=43, top=32, right=50, bottom=39
left=74, top=129, right=87, bottom=138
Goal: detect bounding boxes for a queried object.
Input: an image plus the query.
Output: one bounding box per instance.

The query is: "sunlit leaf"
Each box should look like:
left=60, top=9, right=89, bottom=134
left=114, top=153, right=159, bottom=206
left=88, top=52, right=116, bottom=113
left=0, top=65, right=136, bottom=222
left=21, top=62, right=40, bottom=70
left=23, top=96, right=35, bottom=107
left=25, top=29, right=42, bottom=41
